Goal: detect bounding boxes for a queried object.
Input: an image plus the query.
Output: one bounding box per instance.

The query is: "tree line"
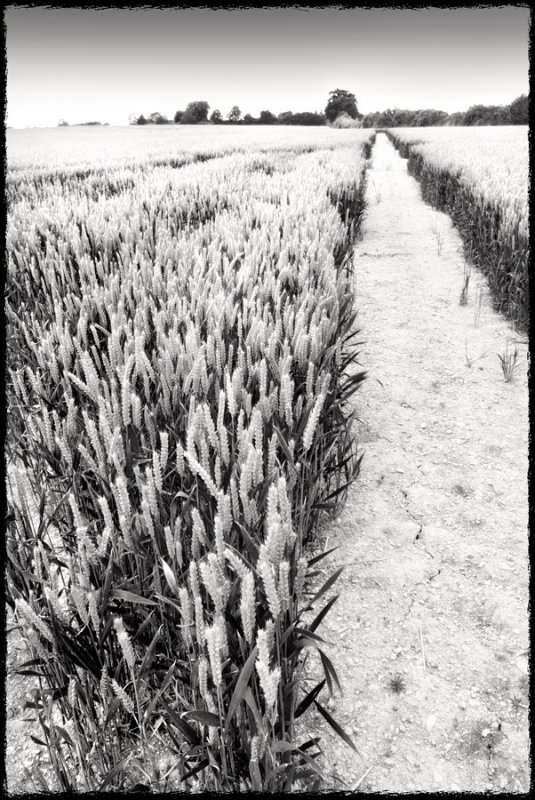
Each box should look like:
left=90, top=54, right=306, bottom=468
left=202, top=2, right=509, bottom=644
left=129, top=90, right=356, bottom=126
left=58, top=89, right=528, bottom=129
left=129, top=104, right=326, bottom=127
left=360, top=94, right=528, bottom=128
left=129, top=92, right=528, bottom=128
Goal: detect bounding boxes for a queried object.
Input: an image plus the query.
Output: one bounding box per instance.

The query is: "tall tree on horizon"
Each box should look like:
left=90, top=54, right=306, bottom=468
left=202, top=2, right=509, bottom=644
left=227, top=105, right=242, bottom=122
left=325, top=89, right=359, bottom=122
left=182, top=101, right=210, bottom=124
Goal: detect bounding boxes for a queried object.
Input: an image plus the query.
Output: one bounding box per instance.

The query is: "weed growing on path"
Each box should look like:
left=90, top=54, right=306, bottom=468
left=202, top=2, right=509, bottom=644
left=474, top=286, right=485, bottom=327
left=497, top=341, right=519, bottom=382
left=388, top=673, right=406, bottom=694
left=431, top=214, right=444, bottom=256
left=370, top=179, right=382, bottom=203
left=387, top=127, right=529, bottom=331
left=460, top=263, right=472, bottom=305
left=510, top=695, right=528, bottom=713
left=465, top=338, right=488, bottom=369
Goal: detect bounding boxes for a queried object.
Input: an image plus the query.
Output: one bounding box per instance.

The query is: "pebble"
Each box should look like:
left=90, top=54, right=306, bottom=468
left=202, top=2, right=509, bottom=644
left=426, top=714, right=437, bottom=731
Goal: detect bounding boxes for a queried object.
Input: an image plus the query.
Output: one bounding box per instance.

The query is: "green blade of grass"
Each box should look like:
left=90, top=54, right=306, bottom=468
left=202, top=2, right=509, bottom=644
left=314, top=699, right=359, bottom=753
left=294, top=678, right=326, bottom=719
left=307, top=546, right=340, bottom=566
left=160, top=697, right=200, bottom=746
left=182, top=709, right=221, bottom=727
left=302, top=566, right=344, bottom=611
left=110, top=589, right=158, bottom=607
left=308, top=595, right=339, bottom=633
left=225, top=644, right=258, bottom=732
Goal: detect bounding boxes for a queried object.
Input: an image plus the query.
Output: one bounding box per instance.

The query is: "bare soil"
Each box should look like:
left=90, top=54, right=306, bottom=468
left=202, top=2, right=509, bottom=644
left=302, top=132, right=530, bottom=793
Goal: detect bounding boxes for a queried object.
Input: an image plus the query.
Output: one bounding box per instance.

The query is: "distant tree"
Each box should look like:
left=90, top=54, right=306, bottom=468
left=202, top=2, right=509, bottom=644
left=487, top=105, right=510, bottom=125
left=148, top=111, right=169, bottom=124
left=330, top=112, right=360, bottom=128
left=377, top=108, right=395, bottom=127
left=325, top=89, right=359, bottom=122
left=259, top=109, right=277, bottom=125
left=228, top=105, right=242, bottom=122
left=463, top=105, right=479, bottom=126
left=243, top=113, right=257, bottom=124
left=361, top=101, right=525, bottom=129
left=174, top=110, right=184, bottom=123
left=58, top=119, right=69, bottom=126
left=288, top=111, right=326, bottom=126
left=443, top=111, right=466, bottom=126
left=413, top=109, right=449, bottom=127
left=210, top=109, right=223, bottom=124
left=509, top=94, right=529, bottom=124
left=360, top=108, right=412, bottom=127
left=464, top=104, right=510, bottom=126
left=129, top=113, right=148, bottom=125
left=277, top=111, right=294, bottom=124
left=360, top=112, right=376, bottom=128
left=182, top=101, right=210, bottom=124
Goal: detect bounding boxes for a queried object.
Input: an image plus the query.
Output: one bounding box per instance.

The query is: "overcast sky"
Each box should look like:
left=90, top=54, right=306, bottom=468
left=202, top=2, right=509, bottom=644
left=5, top=5, right=530, bottom=128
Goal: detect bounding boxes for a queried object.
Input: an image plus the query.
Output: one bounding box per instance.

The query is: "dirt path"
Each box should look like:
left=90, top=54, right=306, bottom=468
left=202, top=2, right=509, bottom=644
left=304, top=133, right=530, bottom=793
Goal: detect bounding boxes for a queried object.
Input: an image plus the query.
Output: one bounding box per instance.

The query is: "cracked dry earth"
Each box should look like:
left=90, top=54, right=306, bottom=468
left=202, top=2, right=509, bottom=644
left=301, top=133, right=530, bottom=794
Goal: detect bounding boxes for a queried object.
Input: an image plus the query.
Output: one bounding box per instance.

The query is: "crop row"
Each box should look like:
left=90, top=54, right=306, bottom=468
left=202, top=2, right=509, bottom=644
left=6, top=132, right=374, bottom=792
left=387, top=126, right=529, bottom=330
left=7, top=124, right=374, bottom=178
